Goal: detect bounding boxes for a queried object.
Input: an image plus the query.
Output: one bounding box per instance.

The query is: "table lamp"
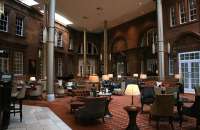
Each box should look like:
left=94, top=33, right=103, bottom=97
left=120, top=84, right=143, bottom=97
left=108, top=74, right=113, bottom=79
left=89, top=75, right=99, bottom=96
left=175, top=74, right=181, bottom=80
left=133, top=73, right=138, bottom=78
left=125, top=84, right=140, bottom=105
left=30, top=77, right=36, bottom=82
left=102, top=74, right=109, bottom=81
left=140, top=74, right=147, bottom=80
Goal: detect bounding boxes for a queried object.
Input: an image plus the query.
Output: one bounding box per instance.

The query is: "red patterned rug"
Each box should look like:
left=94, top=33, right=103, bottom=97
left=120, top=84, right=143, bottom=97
left=24, top=95, right=197, bottom=130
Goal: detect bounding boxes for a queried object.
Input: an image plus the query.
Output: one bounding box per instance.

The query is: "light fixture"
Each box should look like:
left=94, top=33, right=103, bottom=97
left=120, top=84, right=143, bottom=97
left=133, top=73, right=139, bottom=78
left=30, top=77, right=36, bottom=82
left=152, top=43, right=155, bottom=54
left=174, top=74, right=181, bottom=79
left=18, top=0, right=39, bottom=6
left=108, top=74, right=113, bottom=79
left=167, top=42, right=171, bottom=54
left=140, top=74, right=147, bottom=79
left=117, top=75, right=122, bottom=79
left=109, top=53, right=112, bottom=61
left=102, top=75, right=109, bottom=81
left=42, top=27, right=47, bottom=43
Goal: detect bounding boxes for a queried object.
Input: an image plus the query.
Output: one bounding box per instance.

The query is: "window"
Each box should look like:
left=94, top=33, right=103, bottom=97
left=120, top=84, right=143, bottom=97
left=188, top=0, right=197, bottom=21
left=16, top=17, right=23, bottom=36
left=140, top=28, right=157, bottom=48
left=168, top=56, right=174, bottom=75
left=170, top=7, right=176, bottom=27
left=57, top=58, right=63, bottom=77
left=179, top=0, right=187, bottom=24
left=13, top=51, right=23, bottom=75
left=57, top=32, right=63, bottom=47
left=0, top=12, right=8, bottom=32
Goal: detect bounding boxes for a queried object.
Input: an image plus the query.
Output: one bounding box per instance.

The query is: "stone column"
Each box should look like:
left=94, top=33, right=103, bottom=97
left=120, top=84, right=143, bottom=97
left=103, top=21, right=108, bottom=74
left=47, top=0, right=55, bottom=101
left=83, top=29, right=87, bottom=77
left=156, top=0, right=165, bottom=80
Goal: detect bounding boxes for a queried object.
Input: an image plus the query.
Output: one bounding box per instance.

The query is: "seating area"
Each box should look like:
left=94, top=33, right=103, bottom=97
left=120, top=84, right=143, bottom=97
left=0, top=0, right=200, bottom=130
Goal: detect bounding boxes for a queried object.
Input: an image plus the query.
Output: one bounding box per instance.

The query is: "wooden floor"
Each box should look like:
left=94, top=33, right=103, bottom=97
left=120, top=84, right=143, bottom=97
left=23, top=94, right=198, bottom=130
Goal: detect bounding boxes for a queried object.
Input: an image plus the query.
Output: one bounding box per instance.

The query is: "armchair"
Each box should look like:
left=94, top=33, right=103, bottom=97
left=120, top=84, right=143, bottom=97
left=29, top=84, right=43, bottom=99
left=74, top=97, right=107, bottom=123
left=140, top=87, right=155, bottom=112
left=149, top=94, right=175, bottom=130
left=181, top=87, right=200, bottom=129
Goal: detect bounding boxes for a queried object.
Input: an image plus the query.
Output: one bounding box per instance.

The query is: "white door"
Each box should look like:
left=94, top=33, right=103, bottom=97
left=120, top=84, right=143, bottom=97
left=0, top=57, right=9, bottom=73
left=179, top=52, right=200, bottom=93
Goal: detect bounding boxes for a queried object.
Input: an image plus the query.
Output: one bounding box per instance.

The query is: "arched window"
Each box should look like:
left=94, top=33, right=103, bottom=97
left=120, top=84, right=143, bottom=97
left=140, top=28, right=157, bottom=48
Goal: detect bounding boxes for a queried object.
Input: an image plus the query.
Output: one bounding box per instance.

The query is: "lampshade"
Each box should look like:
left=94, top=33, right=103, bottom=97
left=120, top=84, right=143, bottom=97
left=102, top=75, right=109, bottom=81
left=175, top=74, right=181, bottom=79
left=117, top=75, right=122, bottom=79
left=30, top=77, right=36, bottom=81
left=140, top=74, right=147, bottom=79
left=108, top=74, right=113, bottom=79
left=133, top=73, right=138, bottom=78
left=58, top=80, right=63, bottom=86
left=125, top=84, right=140, bottom=96
left=89, top=75, right=99, bottom=83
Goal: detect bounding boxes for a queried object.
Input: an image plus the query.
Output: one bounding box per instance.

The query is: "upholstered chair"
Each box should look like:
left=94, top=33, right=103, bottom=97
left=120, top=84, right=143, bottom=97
left=74, top=97, right=107, bottom=123
left=29, top=84, right=43, bottom=99
left=154, top=87, right=162, bottom=95
left=140, top=87, right=155, bottom=112
left=149, top=94, right=175, bottom=130
left=10, top=86, right=26, bottom=122
left=182, top=87, right=200, bottom=129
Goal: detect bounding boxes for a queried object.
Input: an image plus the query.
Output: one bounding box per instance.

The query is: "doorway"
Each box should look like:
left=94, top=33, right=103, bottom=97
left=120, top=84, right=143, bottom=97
left=179, top=51, right=200, bottom=93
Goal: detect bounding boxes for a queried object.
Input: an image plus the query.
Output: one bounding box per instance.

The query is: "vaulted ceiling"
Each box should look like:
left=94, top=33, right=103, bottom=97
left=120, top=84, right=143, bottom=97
left=36, top=0, right=155, bottom=32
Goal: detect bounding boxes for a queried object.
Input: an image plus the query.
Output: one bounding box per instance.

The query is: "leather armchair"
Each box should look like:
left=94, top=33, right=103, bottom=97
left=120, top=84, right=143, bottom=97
left=74, top=97, right=107, bottom=123
left=182, top=87, right=200, bottom=129
left=149, top=94, right=175, bottom=130
left=140, top=87, right=155, bottom=112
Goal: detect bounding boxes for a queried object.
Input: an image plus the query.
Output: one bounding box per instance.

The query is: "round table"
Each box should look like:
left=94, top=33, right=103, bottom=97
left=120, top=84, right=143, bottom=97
left=124, top=106, right=139, bottom=130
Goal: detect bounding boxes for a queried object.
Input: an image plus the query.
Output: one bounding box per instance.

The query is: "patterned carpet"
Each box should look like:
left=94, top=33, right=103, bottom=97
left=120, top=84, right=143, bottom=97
left=24, top=95, right=198, bottom=130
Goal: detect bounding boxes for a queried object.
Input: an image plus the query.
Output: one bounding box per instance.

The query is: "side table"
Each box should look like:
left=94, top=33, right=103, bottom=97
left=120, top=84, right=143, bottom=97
left=124, top=106, right=139, bottom=130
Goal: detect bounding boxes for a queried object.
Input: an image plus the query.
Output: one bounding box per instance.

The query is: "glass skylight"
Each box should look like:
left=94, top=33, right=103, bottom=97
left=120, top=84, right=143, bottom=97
left=40, top=10, right=73, bottom=26
left=18, top=0, right=38, bottom=6
left=55, top=13, right=73, bottom=26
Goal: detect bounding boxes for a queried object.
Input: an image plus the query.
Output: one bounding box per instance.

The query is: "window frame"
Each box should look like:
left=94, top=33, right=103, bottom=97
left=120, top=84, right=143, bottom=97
left=179, top=0, right=187, bottom=24
left=0, top=12, right=8, bottom=32
left=16, top=17, right=24, bottom=36
left=13, top=51, right=23, bottom=75
left=188, top=0, right=197, bottom=21
left=57, top=32, right=63, bottom=47
left=168, top=56, right=174, bottom=76
left=169, top=6, right=176, bottom=27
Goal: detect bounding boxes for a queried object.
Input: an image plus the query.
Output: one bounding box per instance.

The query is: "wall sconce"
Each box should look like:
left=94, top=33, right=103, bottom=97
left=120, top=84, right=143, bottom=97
left=167, top=42, right=171, bottom=54
left=42, top=27, right=47, bottom=43
left=152, top=43, right=155, bottom=54
left=100, top=53, right=102, bottom=61
left=109, top=53, right=112, bottom=61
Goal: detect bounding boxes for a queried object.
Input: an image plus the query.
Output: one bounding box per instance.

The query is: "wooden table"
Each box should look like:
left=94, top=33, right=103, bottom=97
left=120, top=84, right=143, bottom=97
left=124, top=106, right=139, bottom=130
